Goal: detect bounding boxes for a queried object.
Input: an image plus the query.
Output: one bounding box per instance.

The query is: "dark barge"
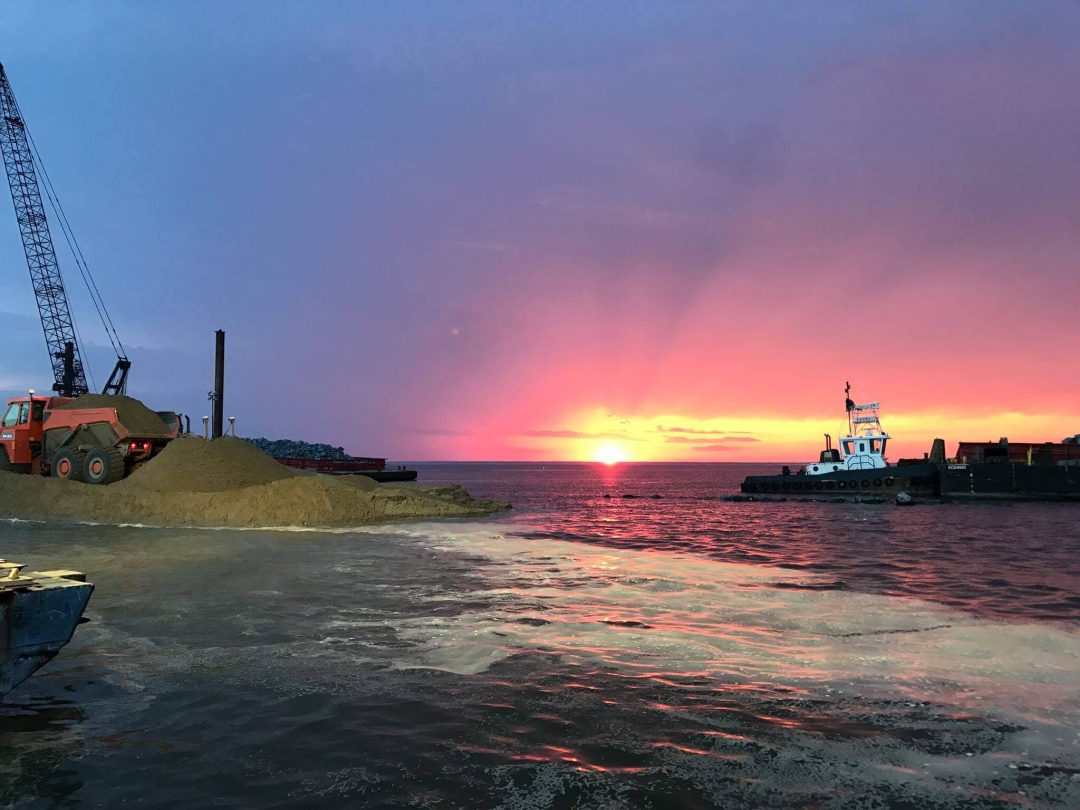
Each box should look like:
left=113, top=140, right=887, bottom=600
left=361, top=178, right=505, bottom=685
left=744, top=454, right=1080, bottom=501
left=940, top=438, right=1080, bottom=501
left=2, top=560, right=93, bottom=699
left=274, top=456, right=418, bottom=482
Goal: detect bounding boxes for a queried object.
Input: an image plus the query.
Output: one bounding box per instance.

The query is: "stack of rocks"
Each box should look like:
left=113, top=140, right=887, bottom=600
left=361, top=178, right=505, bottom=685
left=243, top=438, right=350, bottom=460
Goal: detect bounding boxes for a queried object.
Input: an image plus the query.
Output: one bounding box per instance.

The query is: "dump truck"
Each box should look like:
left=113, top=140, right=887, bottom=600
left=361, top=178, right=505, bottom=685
left=0, top=393, right=179, bottom=484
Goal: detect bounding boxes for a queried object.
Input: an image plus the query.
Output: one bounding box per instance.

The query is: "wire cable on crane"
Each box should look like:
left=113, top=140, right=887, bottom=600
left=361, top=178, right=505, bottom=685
left=8, top=90, right=127, bottom=363
left=70, top=311, right=97, bottom=391
left=28, top=136, right=127, bottom=359
left=31, top=151, right=116, bottom=360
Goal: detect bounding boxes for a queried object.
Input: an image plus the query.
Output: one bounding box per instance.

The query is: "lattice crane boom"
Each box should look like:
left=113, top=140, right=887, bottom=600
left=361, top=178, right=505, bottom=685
left=0, top=63, right=90, bottom=396
left=0, top=63, right=130, bottom=397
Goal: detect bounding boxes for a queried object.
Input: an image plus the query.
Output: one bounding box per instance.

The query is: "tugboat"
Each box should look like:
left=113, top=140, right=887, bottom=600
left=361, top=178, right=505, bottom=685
left=741, top=383, right=940, bottom=497
left=1, top=559, right=93, bottom=699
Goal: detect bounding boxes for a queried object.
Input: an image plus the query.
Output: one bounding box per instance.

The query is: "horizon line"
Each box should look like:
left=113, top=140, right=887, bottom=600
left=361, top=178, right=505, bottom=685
left=389, top=459, right=795, bottom=464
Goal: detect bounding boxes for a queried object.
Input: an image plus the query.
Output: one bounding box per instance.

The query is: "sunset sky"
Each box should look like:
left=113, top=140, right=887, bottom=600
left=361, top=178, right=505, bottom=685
left=2, top=2, right=1079, bottom=462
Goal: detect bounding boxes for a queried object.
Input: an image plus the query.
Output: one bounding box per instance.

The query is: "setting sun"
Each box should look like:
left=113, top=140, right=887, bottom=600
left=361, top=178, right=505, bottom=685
left=593, top=443, right=629, bottom=465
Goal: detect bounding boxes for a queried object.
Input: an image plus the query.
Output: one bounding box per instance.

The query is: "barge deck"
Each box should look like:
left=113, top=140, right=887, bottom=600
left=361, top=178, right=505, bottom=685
left=1, top=560, right=93, bottom=699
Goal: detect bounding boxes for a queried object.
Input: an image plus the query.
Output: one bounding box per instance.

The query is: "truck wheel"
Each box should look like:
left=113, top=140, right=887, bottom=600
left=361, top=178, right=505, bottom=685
left=52, top=448, right=86, bottom=481
left=83, top=447, right=124, bottom=485
left=0, top=449, right=11, bottom=473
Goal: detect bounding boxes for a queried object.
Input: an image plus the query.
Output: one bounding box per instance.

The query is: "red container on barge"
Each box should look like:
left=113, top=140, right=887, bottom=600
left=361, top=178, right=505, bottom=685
left=954, top=438, right=1080, bottom=465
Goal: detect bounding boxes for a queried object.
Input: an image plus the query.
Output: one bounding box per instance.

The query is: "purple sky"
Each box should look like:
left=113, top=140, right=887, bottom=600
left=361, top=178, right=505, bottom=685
left=2, top=3, right=1079, bottom=460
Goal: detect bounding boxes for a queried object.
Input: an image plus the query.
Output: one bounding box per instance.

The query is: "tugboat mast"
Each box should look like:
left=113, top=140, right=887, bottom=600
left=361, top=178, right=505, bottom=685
left=845, top=380, right=855, bottom=436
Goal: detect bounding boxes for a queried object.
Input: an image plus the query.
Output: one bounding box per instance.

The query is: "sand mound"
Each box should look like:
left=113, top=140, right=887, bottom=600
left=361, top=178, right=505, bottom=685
left=123, top=436, right=298, bottom=492
left=333, top=473, right=378, bottom=492
left=57, top=394, right=172, bottom=437
left=0, top=436, right=508, bottom=528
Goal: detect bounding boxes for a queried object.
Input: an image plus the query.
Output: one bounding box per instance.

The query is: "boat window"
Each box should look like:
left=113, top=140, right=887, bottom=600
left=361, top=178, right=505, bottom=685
left=859, top=442, right=866, bottom=453
left=870, top=439, right=882, bottom=453
left=880, top=438, right=887, bottom=456
left=842, top=440, right=854, bottom=455
left=1, top=403, right=19, bottom=428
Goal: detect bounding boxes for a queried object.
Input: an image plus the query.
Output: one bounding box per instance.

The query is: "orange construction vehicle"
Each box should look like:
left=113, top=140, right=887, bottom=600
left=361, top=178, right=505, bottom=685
left=0, top=393, right=179, bottom=484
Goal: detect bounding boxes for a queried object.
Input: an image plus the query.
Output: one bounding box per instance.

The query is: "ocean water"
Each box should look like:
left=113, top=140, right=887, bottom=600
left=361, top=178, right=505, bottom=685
left=2, top=462, right=1078, bottom=808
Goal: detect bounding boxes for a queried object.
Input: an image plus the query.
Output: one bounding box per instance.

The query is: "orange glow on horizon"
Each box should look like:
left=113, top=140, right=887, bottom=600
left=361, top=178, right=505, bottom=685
left=506, top=406, right=1080, bottom=463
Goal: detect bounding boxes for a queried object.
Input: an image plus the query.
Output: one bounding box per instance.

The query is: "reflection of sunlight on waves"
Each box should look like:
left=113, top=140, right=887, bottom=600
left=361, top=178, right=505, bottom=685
left=371, top=522, right=1080, bottom=730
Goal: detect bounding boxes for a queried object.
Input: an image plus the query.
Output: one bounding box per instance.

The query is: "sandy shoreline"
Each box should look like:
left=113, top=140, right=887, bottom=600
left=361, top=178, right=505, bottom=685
left=0, top=437, right=508, bottom=529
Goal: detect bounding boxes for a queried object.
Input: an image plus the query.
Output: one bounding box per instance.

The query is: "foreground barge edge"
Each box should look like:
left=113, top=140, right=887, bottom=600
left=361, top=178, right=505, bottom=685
left=1, top=563, right=93, bottom=699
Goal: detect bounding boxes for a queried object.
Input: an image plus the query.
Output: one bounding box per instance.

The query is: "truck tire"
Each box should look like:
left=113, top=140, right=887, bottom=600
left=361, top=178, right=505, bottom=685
left=83, top=447, right=124, bottom=485
left=0, top=449, right=12, bottom=473
left=52, top=448, right=86, bottom=481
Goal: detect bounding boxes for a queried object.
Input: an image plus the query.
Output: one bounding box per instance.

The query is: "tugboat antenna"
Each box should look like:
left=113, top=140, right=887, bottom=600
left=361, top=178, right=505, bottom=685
left=845, top=381, right=855, bottom=435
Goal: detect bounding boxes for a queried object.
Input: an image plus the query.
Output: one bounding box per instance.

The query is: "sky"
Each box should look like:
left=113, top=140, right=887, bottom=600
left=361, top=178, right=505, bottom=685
left=1, top=2, right=1079, bottom=462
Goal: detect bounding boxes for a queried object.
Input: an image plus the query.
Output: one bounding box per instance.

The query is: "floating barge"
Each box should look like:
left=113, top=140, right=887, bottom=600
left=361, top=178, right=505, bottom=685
left=274, top=456, right=418, bottom=482
left=941, top=438, right=1080, bottom=500
left=741, top=385, right=1080, bottom=501
left=1, top=560, right=93, bottom=699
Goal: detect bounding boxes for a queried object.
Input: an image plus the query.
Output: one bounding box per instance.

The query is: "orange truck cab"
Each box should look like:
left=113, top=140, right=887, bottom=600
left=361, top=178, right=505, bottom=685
left=0, top=393, right=178, bottom=484
left=0, top=395, right=65, bottom=475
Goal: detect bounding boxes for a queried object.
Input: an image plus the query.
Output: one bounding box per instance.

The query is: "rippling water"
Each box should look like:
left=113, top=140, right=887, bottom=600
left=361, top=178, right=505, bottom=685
left=2, top=462, right=1078, bottom=808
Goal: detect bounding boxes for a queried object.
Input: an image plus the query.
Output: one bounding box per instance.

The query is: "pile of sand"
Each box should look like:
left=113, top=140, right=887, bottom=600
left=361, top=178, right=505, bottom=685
left=0, top=393, right=507, bottom=527
left=0, top=435, right=507, bottom=528
left=125, top=436, right=301, bottom=492
left=57, top=394, right=173, bottom=437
